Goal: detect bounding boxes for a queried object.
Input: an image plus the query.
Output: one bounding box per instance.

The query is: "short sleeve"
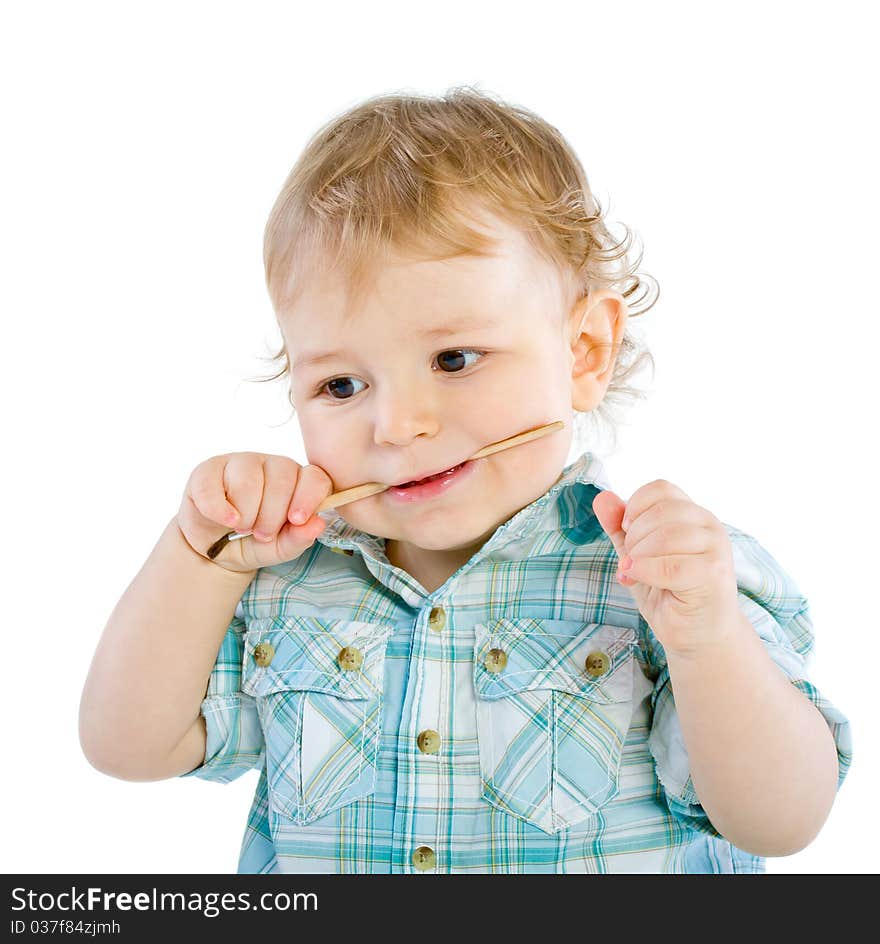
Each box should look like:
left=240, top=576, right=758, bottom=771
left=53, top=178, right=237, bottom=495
left=178, top=599, right=265, bottom=783
left=645, top=525, right=854, bottom=840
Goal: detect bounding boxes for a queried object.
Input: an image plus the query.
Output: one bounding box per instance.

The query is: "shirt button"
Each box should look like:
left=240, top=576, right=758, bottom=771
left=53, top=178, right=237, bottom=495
left=252, top=642, right=275, bottom=667
left=585, top=651, right=611, bottom=677
left=337, top=646, right=363, bottom=671
left=428, top=607, right=446, bottom=632
left=417, top=729, right=441, bottom=754
left=412, top=846, right=436, bottom=871
left=484, top=648, right=508, bottom=673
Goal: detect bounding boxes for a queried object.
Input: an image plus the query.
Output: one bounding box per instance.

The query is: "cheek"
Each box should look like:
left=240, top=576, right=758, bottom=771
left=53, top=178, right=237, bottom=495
left=486, top=355, right=567, bottom=403
left=488, top=422, right=573, bottom=498
left=466, top=373, right=538, bottom=423
left=298, top=413, right=343, bottom=464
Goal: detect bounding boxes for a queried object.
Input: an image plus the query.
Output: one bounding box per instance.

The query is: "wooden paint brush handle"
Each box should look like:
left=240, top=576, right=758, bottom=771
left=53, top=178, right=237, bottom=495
left=315, top=420, right=565, bottom=512
left=206, top=419, right=565, bottom=560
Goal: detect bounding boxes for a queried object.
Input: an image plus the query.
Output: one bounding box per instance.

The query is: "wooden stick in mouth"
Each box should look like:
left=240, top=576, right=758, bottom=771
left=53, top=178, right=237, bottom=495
left=206, top=419, right=565, bottom=560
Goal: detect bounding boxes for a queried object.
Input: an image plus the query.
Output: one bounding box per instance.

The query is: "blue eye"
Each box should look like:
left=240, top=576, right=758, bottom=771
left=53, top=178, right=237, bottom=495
left=317, top=349, right=485, bottom=401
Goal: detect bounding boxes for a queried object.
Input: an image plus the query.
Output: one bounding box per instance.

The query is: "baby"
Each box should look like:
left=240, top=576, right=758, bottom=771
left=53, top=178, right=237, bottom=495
left=79, top=86, right=852, bottom=874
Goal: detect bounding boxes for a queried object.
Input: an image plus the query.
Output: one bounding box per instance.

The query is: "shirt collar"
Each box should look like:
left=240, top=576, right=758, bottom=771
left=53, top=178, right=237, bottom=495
left=313, top=448, right=614, bottom=563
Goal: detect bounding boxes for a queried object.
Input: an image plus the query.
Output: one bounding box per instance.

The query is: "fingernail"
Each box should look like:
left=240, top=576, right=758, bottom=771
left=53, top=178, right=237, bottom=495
left=620, top=556, right=633, bottom=571
left=622, top=516, right=631, bottom=531
left=290, top=509, right=307, bottom=525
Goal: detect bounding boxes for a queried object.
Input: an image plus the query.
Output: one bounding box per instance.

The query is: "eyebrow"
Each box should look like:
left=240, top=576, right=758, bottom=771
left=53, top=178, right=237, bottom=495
left=291, top=316, right=503, bottom=369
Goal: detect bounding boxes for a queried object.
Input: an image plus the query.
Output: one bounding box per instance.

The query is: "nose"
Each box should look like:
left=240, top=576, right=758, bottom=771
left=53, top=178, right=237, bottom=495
left=372, top=383, right=441, bottom=446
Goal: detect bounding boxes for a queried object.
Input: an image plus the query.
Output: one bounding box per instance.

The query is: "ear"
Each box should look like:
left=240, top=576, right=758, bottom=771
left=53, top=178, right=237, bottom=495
left=567, top=289, right=628, bottom=412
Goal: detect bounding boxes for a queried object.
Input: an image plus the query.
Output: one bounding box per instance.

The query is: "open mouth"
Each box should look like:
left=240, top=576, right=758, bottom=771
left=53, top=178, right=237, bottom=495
left=394, top=463, right=467, bottom=488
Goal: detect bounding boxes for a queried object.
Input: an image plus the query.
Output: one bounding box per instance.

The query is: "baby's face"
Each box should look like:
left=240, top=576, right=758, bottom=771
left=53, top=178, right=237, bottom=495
left=282, top=211, right=592, bottom=556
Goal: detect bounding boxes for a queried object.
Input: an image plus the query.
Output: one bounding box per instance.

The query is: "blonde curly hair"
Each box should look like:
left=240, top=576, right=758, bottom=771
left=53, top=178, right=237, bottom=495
left=254, top=84, right=657, bottom=453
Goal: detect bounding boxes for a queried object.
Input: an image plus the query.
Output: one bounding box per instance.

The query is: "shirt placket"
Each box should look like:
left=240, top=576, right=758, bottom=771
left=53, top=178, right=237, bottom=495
left=388, top=597, right=451, bottom=873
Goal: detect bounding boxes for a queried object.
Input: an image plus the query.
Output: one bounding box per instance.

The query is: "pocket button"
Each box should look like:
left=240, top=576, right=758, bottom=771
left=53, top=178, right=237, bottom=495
left=584, top=650, right=611, bottom=677
left=253, top=642, right=275, bottom=667
left=337, top=646, right=363, bottom=671
left=412, top=846, right=436, bottom=870
left=417, top=729, right=441, bottom=754
left=484, top=648, right=508, bottom=673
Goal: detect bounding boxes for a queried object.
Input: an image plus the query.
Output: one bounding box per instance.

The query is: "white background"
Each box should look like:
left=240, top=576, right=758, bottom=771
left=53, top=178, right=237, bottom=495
left=2, top=0, right=875, bottom=874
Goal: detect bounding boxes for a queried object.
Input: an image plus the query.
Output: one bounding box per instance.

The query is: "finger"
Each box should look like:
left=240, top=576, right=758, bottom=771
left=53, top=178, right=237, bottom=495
left=618, top=551, right=714, bottom=593
left=625, top=522, right=716, bottom=562
left=287, top=463, right=335, bottom=525
left=592, top=489, right=627, bottom=558
left=251, top=456, right=300, bottom=542
left=621, top=479, right=692, bottom=532
left=187, top=456, right=242, bottom=528
left=223, top=454, right=266, bottom=534
left=623, top=503, right=713, bottom=557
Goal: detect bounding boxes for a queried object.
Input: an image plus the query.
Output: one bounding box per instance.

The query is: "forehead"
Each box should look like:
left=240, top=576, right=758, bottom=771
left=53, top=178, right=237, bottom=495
left=279, top=210, right=567, bottom=339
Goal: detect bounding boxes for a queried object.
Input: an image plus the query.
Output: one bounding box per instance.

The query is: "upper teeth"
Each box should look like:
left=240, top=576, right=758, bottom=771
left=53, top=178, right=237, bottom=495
left=400, top=463, right=461, bottom=486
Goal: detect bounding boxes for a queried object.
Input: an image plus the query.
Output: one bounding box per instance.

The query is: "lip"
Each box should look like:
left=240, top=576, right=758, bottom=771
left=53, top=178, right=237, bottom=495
left=384, top=458, right=480, bottom=503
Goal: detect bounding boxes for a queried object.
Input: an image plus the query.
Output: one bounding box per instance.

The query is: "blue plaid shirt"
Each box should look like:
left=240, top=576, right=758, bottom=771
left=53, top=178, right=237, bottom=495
left=180, top=449, right=853, bottom=873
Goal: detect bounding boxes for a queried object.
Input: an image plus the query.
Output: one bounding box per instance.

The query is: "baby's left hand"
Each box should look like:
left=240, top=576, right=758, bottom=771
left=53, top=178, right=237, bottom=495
left=592, top=479, right=740, bottom=658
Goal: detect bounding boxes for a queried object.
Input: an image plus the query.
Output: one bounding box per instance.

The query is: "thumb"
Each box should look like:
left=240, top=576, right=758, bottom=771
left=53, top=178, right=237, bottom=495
left=237, top=514, right=327, bottom=569
left=592, top=489, right=628, bottom=559
left=274, top=514, right=327, bottom=564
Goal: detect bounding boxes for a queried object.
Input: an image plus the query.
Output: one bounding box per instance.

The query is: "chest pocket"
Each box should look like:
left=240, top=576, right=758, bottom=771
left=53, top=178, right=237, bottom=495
left=473, top=617, right=637, bottom=834
left=241, top=615, right=395, bottom=826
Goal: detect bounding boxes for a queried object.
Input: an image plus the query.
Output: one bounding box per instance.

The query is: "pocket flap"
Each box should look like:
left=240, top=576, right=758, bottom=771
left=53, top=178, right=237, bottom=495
left=474, top=617, right=635, bottom=703
left=241, top=615, right=395, bottom=700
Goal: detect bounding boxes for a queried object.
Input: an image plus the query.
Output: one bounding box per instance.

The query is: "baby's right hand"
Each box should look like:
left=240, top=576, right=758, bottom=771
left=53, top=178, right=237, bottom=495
left=177, top=453, right=333, bottom=573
